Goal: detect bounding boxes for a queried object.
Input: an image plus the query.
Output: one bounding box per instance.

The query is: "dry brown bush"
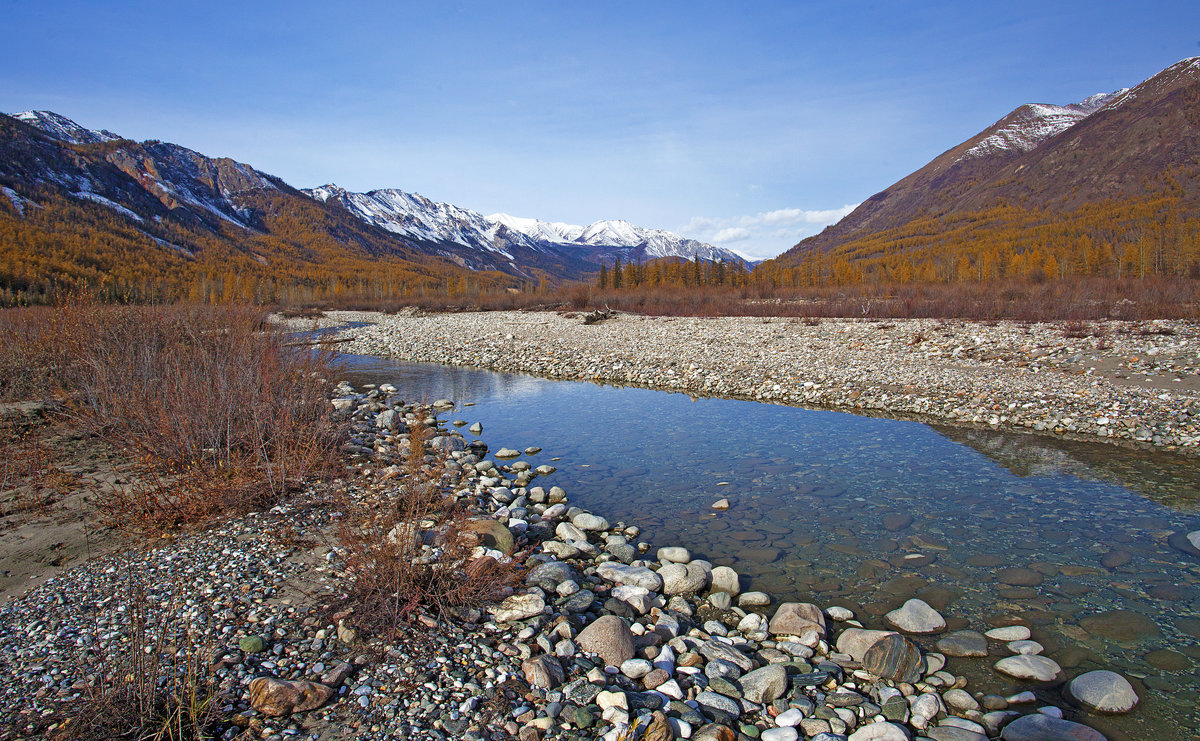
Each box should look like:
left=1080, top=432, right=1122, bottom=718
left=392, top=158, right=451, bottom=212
left=1, top=300, right=342, bottom=532
left=334, top=418, right=520, bottom=636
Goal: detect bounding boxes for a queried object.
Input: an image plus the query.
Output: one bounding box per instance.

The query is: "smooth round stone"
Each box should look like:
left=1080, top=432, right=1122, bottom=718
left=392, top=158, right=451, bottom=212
left=994, top=655, right=1062, bottom=682
left=847, top=721, right=911, bottom=740
left=1067, top=670, right=1139, bottom=714
left=1007, top=640, right=1043, bottom=655
left=709, top=591, right=733, bottom=610
left=657, top=546, right=691, bottom=564
left=999, top=713, right=1106, bottom=740
left=572, top=512, right=610, bottom=531
left=936, top=630, right=988, bottom=657
left=985, top=626, right=1031, bottom=641
left=621, top=658, right=653, bottom=679
left=827, top=606, right=854, bottom=621
left=775, top=708, right=805, bottom=727
left=739, top=591, right=772, bottom=607
left=761, top=728, right=799, bottom=741
left=885, top=598, right=946, bottom=634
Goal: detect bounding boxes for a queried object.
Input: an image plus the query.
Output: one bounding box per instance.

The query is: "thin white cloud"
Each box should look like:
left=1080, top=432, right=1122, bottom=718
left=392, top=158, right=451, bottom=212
left=680, top=203, right=858, bottom=260
left=713, top=227, right=752, bottom=243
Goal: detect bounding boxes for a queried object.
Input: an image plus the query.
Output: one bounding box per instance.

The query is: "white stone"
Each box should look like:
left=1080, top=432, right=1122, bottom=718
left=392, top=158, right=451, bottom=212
left=775, top=708, right=805, bottom=726
left=1068, top=669, right=1139, bottom=713
left=761, top=728, right=799, bottom=741
left=885, top=598, right=946, bottom=634
left=612, top=585, right=653, bottom=614
left=985, top=626, right=1031, bottom=641
left=1006, top=640, right=1043, bottom=655
left=657, top=546, right=691, bottom=563
left=847, top=721, right=912, bottom=741
left=994, top=654, right=1061, bottom=682
left=620, top=658, right=652, bottom=679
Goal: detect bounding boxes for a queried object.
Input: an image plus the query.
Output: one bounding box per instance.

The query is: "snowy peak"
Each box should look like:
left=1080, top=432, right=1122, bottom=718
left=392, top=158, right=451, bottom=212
left=306, top=185, right=751, bottom=273
left=14, top=110, right=121, bottom=145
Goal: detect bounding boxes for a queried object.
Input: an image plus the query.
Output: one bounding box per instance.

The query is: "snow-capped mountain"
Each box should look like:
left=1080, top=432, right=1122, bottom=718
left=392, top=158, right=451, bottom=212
left=777, top=56, right=1200, bottom=262
left=305, top=184, right=751, bottom=275
left=10, top=110, right=276, bottom=231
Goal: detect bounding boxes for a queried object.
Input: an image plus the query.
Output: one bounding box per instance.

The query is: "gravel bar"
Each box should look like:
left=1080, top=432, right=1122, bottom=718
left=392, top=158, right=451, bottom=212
left=317, top=310, right=1200, bottom=455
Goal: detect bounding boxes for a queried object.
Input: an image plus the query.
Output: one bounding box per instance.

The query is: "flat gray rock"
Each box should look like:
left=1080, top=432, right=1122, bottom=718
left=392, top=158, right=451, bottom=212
left=1000, top=713, right=1106, bottom=740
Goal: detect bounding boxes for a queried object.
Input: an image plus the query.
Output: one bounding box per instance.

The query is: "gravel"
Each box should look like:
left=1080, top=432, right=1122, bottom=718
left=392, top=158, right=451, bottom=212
left=312, top=310, right=1200, bottom=454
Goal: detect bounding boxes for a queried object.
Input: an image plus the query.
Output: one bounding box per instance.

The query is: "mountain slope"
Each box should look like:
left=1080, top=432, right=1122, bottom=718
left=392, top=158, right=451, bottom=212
left=305, top=184, right=751, bottom=277
left=0, top=112, right=515, bottom=303
left=775, top=57, right=1200, bottom=269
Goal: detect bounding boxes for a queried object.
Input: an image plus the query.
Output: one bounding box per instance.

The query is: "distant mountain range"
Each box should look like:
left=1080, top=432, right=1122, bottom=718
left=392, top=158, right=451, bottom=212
left=305, top=184, right=749, bottom=279
left=0, top=110, right=743, bottom=293
left=3, top=57, right=1197, bottom=302
left=772, top=57, right=1200, bottom=271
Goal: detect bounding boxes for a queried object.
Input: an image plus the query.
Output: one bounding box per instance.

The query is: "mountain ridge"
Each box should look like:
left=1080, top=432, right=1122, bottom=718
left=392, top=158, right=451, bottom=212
left=775, top=56, right=1200, bottom=263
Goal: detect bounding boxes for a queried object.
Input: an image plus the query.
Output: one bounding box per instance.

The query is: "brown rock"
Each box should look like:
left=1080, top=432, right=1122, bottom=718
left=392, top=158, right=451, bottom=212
left=862, top=633, right=924, bottom=683
left=248, top=677, right=335, bottom=717
left=997, top=568, right=1043, bottom=587
left=576, top=614, right=635, bottom=666
left=768, top=602, right=826, bottom=637
left=643, top=668, right=670, bottom=689
left=1079, top=610, right=1160, bottom=643
left=464, top=518, right=514, bottom=554
left=521, top=654, right=565, bottom=689
left=641, top=711, right=674, bottom=741
left=692, top=723, right=737, bottom=741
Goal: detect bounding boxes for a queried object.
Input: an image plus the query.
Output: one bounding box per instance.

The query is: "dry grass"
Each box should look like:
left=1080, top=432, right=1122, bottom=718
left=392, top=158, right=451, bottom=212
left=334, top=417, right=520, bottom=636
left=43, top=571, right=227, bottom=741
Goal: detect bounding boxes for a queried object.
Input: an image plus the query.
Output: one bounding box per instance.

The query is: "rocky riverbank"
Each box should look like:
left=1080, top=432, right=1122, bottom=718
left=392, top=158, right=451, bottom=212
left=303, top=310, right=1200, bottom=454
left=3, top=383, right=1164, bottom=741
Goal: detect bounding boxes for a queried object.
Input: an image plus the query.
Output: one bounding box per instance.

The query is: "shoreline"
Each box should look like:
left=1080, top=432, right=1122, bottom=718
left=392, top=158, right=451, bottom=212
left=302, top=310, right=1200, bottom=456
left=0, top=383, right=1184, bottom=740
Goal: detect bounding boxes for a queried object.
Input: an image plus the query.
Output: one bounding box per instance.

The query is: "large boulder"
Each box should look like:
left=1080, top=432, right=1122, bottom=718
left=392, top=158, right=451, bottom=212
left=1067, top=670, right=1139, bottom=714
left=576, top=615, right=635, bottom=667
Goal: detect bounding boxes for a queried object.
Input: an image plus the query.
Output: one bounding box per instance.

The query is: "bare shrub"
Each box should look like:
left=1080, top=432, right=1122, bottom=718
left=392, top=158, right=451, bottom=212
left=335, top=417, right=520, bottom=636
left=6, top=301, right=343, bottom=532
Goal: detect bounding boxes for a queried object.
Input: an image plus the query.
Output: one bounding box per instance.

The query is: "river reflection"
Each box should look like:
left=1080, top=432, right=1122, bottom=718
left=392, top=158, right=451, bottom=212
left=337, top=355, right=1200, bottom=741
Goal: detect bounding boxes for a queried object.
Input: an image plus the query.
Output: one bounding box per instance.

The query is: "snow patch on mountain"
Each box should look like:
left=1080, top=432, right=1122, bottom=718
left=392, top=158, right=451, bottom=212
left=14, top=111, right=121, bottom=145
left=958, top=89, right=1124, bottom=162
left=73, top=191, right=143, bottom=222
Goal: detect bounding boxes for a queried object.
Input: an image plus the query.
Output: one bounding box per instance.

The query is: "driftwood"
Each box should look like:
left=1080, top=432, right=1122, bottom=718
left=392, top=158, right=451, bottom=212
left=582, top=307, right=614, bottom=325
left=283, top=335, right=352, bottom=347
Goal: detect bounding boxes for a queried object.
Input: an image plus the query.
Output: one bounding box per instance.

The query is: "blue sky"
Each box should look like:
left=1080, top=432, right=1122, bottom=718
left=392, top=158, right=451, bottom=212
left=4, top=1, right=1199, bottom=259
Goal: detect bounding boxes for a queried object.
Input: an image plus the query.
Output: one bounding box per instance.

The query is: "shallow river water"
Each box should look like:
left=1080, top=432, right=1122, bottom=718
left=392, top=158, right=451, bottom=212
left=338, top=354, right=1200, bottom=741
